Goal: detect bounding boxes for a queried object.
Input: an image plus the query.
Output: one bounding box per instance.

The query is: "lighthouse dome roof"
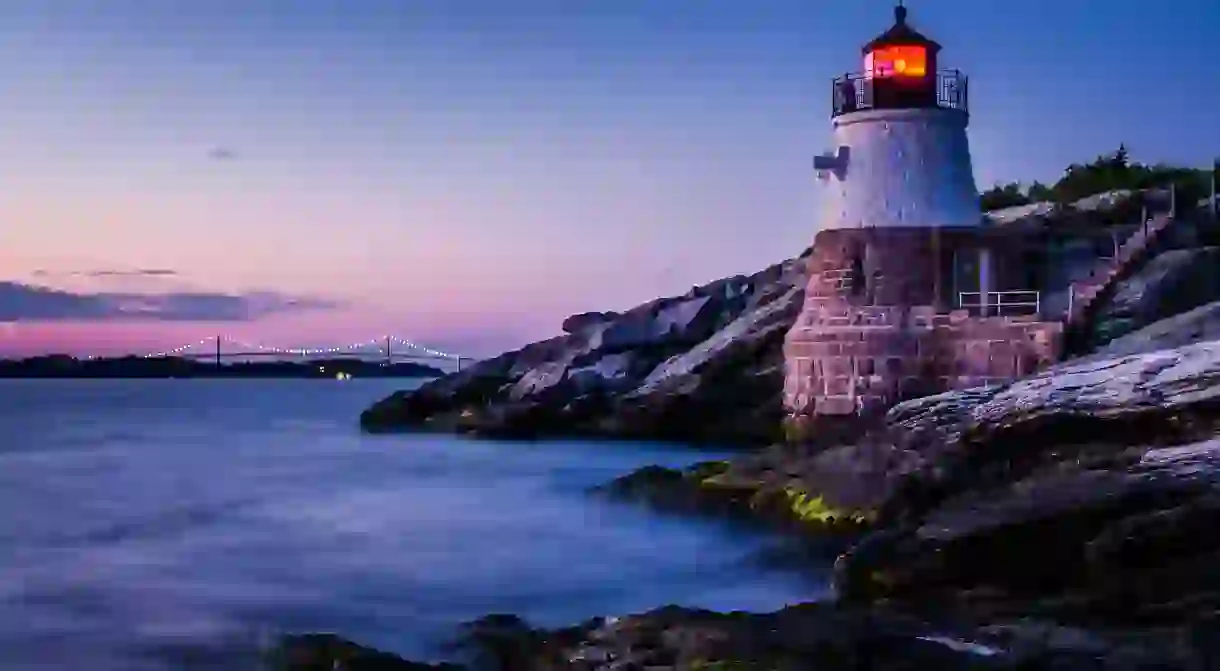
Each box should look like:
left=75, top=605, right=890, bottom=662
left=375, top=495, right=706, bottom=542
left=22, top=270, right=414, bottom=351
left=862, top=4, right=941, bottom=55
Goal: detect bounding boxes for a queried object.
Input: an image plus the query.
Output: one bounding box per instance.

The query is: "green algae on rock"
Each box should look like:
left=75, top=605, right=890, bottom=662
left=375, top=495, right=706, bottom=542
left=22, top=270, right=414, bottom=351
left=784, top=488, right=875, bottom=526
left=598, top=459, right=876, bottom=534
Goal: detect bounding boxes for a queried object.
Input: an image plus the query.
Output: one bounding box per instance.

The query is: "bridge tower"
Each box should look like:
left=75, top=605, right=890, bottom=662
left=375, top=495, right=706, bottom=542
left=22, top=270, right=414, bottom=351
left=1212, top=157, right=1219, bottom=220
left=783, top=3, right=1061, bottom=423
left=215, top=335, right=222, bottom=368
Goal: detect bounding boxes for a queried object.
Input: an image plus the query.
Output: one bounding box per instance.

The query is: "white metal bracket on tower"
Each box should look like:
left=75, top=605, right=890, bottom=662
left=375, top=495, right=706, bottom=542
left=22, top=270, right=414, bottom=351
left=813, top=146, right=850, bottom=182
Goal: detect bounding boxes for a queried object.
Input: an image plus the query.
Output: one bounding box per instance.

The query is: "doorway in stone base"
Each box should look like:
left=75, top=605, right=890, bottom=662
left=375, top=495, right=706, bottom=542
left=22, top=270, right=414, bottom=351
left=951, top=247, right=980, bottom=309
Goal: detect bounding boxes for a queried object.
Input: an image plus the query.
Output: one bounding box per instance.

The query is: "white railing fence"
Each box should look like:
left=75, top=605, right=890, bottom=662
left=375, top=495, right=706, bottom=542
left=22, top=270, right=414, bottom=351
left=958, top=290, right=1041, bottom=317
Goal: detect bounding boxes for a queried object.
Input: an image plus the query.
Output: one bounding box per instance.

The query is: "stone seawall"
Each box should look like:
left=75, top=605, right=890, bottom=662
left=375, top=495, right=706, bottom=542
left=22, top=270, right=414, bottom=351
left=785, top=306, right=1061, bottom=416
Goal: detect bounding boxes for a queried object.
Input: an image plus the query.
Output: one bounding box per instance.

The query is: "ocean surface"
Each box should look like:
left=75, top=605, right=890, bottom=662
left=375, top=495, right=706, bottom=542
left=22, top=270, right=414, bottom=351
left=0, top=379, right=826, bottom=670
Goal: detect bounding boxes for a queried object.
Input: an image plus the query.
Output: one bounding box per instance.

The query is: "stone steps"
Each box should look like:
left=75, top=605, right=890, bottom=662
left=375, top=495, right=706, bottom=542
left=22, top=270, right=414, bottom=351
left=1067, top=212, right=1178, bottom=332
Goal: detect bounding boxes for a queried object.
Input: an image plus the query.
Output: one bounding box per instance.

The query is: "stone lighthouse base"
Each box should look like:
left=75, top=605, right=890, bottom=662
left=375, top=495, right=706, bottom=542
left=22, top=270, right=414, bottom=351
left=783, top=228, right=1063, bottom=424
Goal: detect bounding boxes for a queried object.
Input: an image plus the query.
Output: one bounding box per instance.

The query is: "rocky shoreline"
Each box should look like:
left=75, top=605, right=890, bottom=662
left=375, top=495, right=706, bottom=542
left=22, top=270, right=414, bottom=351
left=274, top=604, right=1207, bottom=670
left=297, top=318, right=1220, bottom=668
left=335, top=194, right=1220, bottom=669
left=359, top=251, right=810, bottom=447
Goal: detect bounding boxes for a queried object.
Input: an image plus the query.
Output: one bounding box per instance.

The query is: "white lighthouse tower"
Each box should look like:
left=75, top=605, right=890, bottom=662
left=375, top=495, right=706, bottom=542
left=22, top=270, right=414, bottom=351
left=813, top=2, right=980, bottom=230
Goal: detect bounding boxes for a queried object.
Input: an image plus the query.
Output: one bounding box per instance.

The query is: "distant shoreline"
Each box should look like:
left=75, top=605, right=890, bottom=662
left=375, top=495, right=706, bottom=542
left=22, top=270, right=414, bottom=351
left=0, top=374, right=439, bottom=379
left=0, top=356, right=445, bottom=379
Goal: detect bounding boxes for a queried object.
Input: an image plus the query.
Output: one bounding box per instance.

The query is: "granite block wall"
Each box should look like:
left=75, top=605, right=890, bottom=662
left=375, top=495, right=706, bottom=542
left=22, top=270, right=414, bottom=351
left=784, top=227, right=1063, bottom=419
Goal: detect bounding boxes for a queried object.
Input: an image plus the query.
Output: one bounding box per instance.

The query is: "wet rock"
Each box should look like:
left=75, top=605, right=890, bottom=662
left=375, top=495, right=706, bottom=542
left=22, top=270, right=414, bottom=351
left=268, top=634, right=463, bottom=670
left=273, top=605, right=1209, bottom=671
left=597, top=456, right=875, bottom=542
left=595, top=461, right=748, bottom=516
left=440, top=603, right=1198, bottom=671
left=442, top=613, right=584, bottom=671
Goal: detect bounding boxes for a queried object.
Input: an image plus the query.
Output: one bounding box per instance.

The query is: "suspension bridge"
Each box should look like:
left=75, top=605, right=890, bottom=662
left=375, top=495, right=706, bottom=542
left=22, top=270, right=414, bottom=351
left=85, top=335, right=475, bottom=372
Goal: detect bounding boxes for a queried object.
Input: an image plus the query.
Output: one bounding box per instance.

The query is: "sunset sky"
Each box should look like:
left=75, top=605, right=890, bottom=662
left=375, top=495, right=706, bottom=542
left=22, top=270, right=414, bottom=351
left=2, top=0, right=1218, bottom=358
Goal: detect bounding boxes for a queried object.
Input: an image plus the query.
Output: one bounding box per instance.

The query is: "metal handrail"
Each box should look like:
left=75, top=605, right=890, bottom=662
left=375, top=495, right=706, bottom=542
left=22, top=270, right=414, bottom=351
left=831, top=69, right=968, bottom=117
left=958, top=290, right=1041, bottom=317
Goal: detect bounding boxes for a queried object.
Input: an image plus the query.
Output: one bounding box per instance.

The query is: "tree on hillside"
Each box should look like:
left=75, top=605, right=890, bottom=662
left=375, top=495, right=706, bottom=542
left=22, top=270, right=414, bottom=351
left=979, top=182, right=1030, bottom=211
left=1027, top=180, right=1053, bottom=202
left=978, top=179, right=1055, bottom=211
left=1052, top=144, right=1207, bottom=204
left=978, top=146, right=1208, bottom=211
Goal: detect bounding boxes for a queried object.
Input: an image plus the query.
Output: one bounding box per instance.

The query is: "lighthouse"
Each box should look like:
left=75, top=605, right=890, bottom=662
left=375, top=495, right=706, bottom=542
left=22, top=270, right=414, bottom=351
left=815, top=2, right=978, bottom=231
left=783, top=3, right=1061, bottom=423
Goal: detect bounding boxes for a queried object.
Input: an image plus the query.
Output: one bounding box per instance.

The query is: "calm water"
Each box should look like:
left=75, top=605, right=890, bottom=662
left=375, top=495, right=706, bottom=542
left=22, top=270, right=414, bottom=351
left=0, top=379, right=824, bottom=669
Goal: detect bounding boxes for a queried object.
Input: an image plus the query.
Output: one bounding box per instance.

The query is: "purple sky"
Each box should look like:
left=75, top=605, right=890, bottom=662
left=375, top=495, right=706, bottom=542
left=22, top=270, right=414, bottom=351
left=2, top=0, right=1218, bottom=358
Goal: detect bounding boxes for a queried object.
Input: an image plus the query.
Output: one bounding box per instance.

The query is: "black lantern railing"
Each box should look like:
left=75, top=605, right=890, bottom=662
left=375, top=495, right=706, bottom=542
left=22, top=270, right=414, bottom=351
left=831, top=70, right=968, bottom=118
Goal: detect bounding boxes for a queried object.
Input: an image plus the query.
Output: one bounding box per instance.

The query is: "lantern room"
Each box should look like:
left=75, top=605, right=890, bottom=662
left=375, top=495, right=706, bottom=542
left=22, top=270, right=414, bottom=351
left=866, top=45, right=929, bottom=79
left=863, top=4, right=939, bottom=79
left=831, top=3, right=968, bottom=117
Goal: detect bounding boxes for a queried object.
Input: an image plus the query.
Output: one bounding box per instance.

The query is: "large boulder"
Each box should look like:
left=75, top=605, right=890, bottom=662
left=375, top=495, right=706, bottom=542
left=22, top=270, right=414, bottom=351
left=1086, top=246, right=1220, bottom=350
left=1092, top=299, right=1220, bottom=358
left=592, top=277, right=804, bottom=444
left=561, top=311, right=619, bottom=335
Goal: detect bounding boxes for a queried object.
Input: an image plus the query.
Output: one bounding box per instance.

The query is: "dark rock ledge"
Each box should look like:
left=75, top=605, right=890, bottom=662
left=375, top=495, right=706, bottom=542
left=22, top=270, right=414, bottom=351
left=270, top=603, right=1212, bottom=670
